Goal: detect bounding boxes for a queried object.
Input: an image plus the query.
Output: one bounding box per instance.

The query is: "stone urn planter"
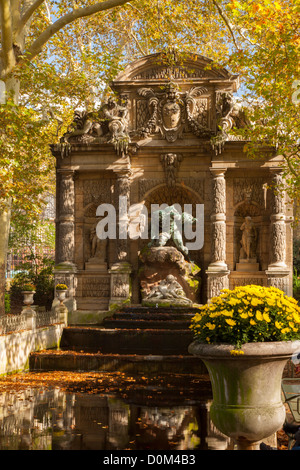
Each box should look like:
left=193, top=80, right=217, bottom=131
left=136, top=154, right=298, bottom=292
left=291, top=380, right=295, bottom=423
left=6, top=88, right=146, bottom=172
left=56, top=289, right=68, bottom=305
left=21, top=290, right=35, bottom=308
left=188, top=340, right=300, bottom=450
left=189, top=285, right=300, bottom=450
left=55, top=284, right=68, bottom=306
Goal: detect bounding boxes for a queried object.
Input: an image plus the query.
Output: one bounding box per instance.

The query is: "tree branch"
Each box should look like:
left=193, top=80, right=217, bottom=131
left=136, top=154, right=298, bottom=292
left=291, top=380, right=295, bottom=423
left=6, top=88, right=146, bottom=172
left=16, top=0, right=45, bottom=38
left=24, top=0, right=132, bottom=63
left=0, top=0, right=16, bottom=74
left=212, top=0, right=239, bottom=50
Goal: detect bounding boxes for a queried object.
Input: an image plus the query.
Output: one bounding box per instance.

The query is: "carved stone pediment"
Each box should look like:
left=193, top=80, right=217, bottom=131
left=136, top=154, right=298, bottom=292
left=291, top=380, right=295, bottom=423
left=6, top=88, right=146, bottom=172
left=52, top=52, right=246, bottom=159
left=114, top=52, right=238, bottom=83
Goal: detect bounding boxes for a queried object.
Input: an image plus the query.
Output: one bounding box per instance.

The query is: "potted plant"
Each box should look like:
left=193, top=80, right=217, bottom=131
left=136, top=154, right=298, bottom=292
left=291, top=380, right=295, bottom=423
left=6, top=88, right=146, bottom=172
left=188, top=285, right=300, bottom=450
left=21, top=283, right=36, bottom=307
left=55, top=284, right=68, bottom=305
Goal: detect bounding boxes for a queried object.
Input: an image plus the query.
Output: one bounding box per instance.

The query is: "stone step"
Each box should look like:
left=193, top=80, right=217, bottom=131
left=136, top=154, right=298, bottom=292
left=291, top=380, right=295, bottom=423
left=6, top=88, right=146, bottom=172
left=120, top=306, right=201, bottom=314
left=102, top=307, right=196, bottom=329
left=60, top=326, right=194, bottom=355
left=102, top=318, right=192, bottom=330
left=29, top=351, right=207, bottom=375
left=108, top=311, right=195, bottom=321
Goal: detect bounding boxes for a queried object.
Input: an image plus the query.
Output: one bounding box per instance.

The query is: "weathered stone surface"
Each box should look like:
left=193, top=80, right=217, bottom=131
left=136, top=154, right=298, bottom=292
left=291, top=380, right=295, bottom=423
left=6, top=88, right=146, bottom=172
left=139, top=246, right=201, bottom=303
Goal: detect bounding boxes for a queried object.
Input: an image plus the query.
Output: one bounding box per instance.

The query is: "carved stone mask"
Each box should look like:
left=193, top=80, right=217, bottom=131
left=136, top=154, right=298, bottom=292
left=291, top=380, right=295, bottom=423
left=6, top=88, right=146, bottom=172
left=162, top=101, right=181, bottom=129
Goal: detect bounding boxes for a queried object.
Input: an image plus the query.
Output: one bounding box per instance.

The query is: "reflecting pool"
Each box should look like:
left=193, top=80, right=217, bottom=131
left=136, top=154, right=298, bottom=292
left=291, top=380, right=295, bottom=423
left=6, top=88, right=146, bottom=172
left=0, top=373, right=231, bottom=450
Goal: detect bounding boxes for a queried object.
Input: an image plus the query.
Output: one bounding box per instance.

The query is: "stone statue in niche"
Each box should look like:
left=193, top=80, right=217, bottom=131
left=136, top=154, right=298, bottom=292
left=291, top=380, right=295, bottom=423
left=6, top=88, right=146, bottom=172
left=85, top=218, right=108, bottom=271
left=142, top=274, right=192, bottom=307
left=160, top=153, right=182, bottom=187
left=236, top=216, right=259, bottom=272
left=240, top=216, right=257, bottom=260
left=90, top=221, right=107, bottom=259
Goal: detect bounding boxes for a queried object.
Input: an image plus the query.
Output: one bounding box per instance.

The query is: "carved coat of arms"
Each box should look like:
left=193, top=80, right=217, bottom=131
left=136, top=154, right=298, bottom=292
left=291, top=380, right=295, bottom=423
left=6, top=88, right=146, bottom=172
left=137, top=82, right=212, bottom=142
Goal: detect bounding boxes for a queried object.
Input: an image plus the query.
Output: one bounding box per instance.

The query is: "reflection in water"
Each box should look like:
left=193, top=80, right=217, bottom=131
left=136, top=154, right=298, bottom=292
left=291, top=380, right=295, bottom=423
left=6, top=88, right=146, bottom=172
left=0, top=387, right=230, bottom=450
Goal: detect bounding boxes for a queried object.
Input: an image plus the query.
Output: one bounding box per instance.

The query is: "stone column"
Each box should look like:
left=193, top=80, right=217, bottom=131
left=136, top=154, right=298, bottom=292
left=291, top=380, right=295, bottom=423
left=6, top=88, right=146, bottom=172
left=109, top=166, right=132, bottom=308
left=56, top=169, right=75, bottom=265
left=266, top=171, right=290, bottom=295
left=206, top=168, right=230, bottom=299
left=53, top=168, right=77, bottom=312
left=115, top=169, right=131, bottom=263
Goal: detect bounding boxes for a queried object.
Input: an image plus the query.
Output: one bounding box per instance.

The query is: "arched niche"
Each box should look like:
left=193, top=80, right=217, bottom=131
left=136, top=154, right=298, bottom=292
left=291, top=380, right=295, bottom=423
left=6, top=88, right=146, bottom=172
left=233, top=201, right=264, bottom=268
left=139, top=183, right=204, bottom=264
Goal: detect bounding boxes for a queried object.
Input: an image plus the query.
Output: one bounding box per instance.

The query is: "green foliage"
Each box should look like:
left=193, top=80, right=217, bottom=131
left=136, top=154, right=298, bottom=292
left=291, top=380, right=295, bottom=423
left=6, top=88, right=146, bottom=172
left=293, top=239, right=300, bottom=272
left=4, top=293, right=10, bottom=314
left=21, top=283, right=36, bottom=291
left=293, top=269, right=300, bottom=302
left=10, top=254, right=55, bottom=311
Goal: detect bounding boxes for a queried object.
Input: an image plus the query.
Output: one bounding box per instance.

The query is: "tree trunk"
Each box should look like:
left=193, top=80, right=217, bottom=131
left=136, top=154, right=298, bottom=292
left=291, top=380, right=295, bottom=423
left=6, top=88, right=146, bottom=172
left=0, top=199, right=12, bottom=316
left=0, top=75, right=19, bottom=315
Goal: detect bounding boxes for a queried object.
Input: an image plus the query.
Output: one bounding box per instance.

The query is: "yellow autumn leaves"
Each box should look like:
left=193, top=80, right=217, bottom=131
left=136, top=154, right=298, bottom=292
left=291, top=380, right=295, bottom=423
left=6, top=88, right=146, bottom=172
left=190, top=285, right=300, bottom=349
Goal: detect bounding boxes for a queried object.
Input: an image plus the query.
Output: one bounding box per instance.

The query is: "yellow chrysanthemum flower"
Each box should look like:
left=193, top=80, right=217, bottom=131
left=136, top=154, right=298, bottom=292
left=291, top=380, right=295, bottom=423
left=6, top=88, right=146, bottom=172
left=292, top=312, right=300, bottom=323
left=205, top=322, right=216, bottom=330
left=224, top=318, right=236, bottom=326
left=256, top=311, right=263, bottom=321
left=240, top=312, right=248, bottom=319
left=263, top=312, right=271, bottom=322
left=230, top=349, right=245, bottom=356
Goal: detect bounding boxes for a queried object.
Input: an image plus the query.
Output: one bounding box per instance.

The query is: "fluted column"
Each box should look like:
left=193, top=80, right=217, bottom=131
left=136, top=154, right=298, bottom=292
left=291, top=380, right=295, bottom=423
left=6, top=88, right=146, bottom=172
left=54, top=168, right=77, bottom=312
left=115, top=169, right=131, bottom=263
left=56, top=169, right=75, bottom=265
left=206, top=168, right=230, bottom=299
left=109, top=165, right=132, bottom=307
left=269, top=172, right=287, bottom=268
left=210, top=169, right=228, bottom=269
left=266, top=171, right=290, bottom=294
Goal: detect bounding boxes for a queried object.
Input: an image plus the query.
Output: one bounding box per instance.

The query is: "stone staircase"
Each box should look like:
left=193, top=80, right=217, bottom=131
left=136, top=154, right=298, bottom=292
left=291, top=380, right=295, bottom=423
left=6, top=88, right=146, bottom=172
left=30, top=306, right=207, bottom=375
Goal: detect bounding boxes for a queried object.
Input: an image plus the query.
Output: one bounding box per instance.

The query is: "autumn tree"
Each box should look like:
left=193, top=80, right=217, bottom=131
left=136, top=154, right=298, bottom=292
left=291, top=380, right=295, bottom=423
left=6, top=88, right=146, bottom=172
left=216, top=0, right=300, bottom=197
left=0, top=0, right=133, bottom=315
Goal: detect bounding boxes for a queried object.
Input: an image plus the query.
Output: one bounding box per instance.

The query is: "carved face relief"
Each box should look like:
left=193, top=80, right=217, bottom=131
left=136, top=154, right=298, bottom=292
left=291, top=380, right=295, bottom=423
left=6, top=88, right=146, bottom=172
left=162, top=101, right=181, bottom=129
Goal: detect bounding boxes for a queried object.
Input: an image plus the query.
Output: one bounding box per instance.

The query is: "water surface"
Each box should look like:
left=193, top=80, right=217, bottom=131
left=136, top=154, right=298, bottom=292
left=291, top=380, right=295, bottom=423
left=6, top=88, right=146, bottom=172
left=0, top=373, right=230, bottom=450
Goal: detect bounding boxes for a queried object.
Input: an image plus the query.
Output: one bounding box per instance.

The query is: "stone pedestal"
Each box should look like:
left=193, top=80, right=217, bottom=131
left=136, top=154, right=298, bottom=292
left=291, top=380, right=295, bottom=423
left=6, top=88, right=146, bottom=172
left=109, top=262, right=132, bottom=308
left=85, top=257, right=107, bottom=272
left=266, top=268, right=291, bottom=296
left=53, top=263, right=77, bottom=313
left=206, top=269, right=230, bottom=299
left=139, top=246, right=200, bottom=303
left=236, top=259, right=260, bottom=272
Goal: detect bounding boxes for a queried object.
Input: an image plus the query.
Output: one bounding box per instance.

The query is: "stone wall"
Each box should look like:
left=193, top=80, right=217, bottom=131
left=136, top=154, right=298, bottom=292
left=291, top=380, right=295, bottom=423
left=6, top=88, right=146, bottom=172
left=0, top=324, right=64, bottom=375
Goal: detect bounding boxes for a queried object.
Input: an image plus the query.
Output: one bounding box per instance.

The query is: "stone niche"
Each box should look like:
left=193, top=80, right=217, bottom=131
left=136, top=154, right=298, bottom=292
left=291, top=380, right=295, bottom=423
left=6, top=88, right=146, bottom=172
left=51, top=51, right=293, bottom=314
